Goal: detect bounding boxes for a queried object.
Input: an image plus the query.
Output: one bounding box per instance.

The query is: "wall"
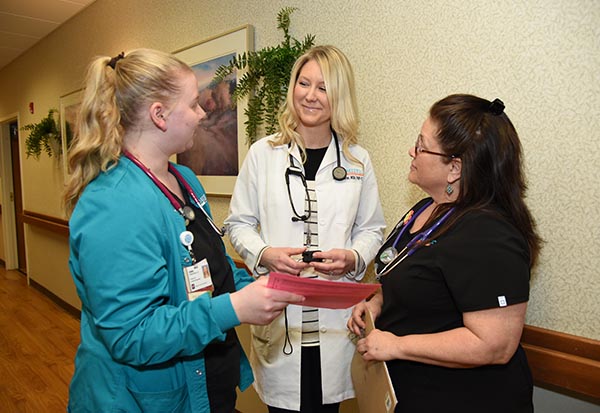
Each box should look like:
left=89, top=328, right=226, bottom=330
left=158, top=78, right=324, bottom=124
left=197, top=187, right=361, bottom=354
left=0, top=0, right=598, bottom=410
left=0, top=179, right=4, bottom=261
left=0, top=210, right=4, bottom=262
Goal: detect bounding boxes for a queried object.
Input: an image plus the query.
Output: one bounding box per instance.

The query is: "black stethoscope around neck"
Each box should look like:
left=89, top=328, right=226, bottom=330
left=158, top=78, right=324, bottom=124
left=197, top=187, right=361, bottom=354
left=285, top=130, right=347, bottom=222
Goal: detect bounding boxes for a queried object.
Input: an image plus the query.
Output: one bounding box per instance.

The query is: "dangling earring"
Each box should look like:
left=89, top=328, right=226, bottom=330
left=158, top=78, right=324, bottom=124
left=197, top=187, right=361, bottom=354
left=446, top=183, right=454, bottom=195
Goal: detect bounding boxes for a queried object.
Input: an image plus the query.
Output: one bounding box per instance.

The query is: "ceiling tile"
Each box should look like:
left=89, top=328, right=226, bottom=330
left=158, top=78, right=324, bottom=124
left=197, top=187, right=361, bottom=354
left=0, top=0, right=96, bottom=70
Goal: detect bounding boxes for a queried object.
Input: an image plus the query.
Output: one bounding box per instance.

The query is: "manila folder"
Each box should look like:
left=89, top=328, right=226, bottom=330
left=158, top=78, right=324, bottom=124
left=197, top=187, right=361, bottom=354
left=351, top=310, right=398, bottom=413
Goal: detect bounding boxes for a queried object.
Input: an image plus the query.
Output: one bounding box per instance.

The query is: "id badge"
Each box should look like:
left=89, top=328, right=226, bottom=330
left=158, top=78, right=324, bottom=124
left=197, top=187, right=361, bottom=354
left=183, top=258, right=214, bottom=301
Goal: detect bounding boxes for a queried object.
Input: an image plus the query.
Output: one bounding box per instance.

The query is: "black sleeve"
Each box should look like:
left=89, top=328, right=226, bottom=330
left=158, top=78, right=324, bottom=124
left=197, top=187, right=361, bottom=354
left=439, top=211, right=531, bottom=312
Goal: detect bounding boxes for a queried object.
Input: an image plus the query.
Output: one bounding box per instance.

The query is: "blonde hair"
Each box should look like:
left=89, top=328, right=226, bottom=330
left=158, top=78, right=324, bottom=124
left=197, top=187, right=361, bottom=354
left=273, top=45, right=360, bottom=164
left=63, top=48, right=192, bottom=215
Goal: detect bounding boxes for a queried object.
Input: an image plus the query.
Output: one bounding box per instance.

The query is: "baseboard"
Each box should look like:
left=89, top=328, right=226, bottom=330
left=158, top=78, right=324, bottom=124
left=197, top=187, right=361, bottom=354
left=29, top=278, right=81, bottom=319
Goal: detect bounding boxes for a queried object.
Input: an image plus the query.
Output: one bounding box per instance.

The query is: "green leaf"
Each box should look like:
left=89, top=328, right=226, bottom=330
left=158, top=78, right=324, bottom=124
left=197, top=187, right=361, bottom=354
left=21, top=109, right=63, bottom=159
left=212, top=7, right=315, bottom=145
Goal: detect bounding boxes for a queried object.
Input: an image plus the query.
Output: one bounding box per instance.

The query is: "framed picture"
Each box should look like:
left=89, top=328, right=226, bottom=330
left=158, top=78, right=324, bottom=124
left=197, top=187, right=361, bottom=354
left=59, top=89, right=82, bottom=177
left=174, top=25, right=254, bottom=196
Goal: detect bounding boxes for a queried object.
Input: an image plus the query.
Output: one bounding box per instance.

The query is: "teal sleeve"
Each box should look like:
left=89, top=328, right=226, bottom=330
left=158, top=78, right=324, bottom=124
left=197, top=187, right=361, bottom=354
left=209, top=292, right=241, bottom=329
left=71, top=185, right=238, bottom=366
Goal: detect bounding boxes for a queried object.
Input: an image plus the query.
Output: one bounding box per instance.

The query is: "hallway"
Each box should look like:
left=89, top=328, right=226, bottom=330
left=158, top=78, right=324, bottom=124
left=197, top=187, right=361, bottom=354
left=0, top=266, right=79, bottom=412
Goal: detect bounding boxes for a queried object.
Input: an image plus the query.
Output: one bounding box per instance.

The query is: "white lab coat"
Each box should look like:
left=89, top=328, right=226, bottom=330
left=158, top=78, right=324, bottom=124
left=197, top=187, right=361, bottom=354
left=225, top=134, right=385, bottom=410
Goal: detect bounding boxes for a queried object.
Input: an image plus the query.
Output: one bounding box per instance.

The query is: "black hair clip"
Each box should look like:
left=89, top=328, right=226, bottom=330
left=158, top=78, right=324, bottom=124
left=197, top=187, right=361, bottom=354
left=488, top=98, right=505, bottom=116
left=107, top=52, right=125, bottom=69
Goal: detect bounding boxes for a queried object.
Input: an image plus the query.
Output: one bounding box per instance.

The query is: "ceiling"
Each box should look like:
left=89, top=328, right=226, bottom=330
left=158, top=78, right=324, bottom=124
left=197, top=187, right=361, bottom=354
left=0, top=0, right=96, bottom=71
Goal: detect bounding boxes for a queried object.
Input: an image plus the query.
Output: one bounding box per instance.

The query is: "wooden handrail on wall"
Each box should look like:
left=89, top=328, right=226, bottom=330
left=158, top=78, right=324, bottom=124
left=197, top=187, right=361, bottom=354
left=233, top=259, right=600, bottom=403
left=16, top=220, right=599, bottom=405
left=22, top=210, right=69, bottom=237
left=521, top=325, right=600, bottom=403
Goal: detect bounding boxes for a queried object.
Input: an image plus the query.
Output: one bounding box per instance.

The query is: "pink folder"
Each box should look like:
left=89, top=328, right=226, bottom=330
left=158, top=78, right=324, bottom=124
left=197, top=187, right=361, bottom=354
left=267, top=272, right=381, bottom=309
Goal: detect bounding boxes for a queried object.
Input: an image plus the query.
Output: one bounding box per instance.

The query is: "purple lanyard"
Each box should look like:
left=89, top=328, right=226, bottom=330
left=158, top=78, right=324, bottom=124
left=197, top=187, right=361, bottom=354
left=377, top=200, right=455, bottom=279
left=389, top=200, right=433, bottom=251
left=405, top=206, right=455, bottom=256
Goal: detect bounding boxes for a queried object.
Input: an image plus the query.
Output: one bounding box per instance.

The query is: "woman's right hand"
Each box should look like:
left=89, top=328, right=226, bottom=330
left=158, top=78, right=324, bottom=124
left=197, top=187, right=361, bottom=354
left=260, top=247, right=309, bottom=275
left=230, top=276, right=305, bottom=325
left=347, top=302, right=369, bottom=336
left=347, top=293, right=383, bottom=336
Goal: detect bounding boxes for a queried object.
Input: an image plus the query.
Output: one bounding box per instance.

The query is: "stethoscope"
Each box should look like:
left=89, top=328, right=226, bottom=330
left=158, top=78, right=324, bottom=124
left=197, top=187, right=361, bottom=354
left=123, top=151, right=225, bottom=237
left=285, top=130, right=347, bottom=222
left=375, top=200, right=455, bottom=279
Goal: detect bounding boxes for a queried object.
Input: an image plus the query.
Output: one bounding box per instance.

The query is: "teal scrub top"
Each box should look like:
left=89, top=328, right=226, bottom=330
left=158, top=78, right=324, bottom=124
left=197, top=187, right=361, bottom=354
left=67, top=157, right=254, bottom=413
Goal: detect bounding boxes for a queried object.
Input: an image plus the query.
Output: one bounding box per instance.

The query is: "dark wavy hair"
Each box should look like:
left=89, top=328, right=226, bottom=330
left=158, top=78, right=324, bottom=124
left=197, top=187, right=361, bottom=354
left=428, top=94, right=541, bottom=266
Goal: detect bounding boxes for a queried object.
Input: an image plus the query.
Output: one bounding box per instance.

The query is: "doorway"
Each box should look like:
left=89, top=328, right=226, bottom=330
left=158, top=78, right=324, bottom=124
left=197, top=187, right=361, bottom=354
left=9, top=121, right=26, bottom=273
left=0, top=115, right=23, bottom=272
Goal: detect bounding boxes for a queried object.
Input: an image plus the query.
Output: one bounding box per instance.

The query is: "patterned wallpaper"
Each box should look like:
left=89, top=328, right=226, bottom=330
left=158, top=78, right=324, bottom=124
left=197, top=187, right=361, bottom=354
left=1, top=0, right=598, bottom=339
left=210, top=0, right=600, bottom=340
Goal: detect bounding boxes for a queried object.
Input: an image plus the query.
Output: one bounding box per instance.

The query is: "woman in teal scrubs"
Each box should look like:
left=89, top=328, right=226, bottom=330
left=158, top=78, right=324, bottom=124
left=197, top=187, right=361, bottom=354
left=63, top=48, right=304, bottom=413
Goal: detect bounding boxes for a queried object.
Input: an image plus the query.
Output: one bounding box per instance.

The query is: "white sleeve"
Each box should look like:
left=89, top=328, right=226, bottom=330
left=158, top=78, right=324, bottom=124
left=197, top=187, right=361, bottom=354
left=349, top=152, right=386, bottom=279
left=224, top=144, right=269, bottom=275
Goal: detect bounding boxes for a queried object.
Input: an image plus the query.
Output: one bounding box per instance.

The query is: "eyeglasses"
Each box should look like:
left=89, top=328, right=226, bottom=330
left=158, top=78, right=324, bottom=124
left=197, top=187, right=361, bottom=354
left=414, top=136, right=456, bottom=159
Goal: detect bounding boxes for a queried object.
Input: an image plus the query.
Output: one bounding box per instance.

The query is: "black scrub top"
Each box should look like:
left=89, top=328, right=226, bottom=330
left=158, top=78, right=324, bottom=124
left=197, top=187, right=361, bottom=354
left=375, top=198, right=533, bottom=413
left=175, top=183, right=241, bottom=413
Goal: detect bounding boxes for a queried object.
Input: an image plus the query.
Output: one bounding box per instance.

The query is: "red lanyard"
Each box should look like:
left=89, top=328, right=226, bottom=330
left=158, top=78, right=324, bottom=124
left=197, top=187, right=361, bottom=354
left=123, top=151, right=201, bottom=212
left=123, top=151, right=224, bottom=237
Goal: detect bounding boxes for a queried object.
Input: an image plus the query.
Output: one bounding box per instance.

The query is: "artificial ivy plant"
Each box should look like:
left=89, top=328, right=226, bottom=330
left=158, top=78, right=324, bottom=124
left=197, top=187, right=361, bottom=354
left=21, top=109, right=72, bottom=159
left=213, top=7, right=315, bottom=145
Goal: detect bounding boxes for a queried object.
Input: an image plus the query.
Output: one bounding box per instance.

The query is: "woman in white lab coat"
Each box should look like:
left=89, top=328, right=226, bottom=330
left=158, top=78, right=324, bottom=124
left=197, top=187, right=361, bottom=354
left=225, top=45, right=385, bottom=413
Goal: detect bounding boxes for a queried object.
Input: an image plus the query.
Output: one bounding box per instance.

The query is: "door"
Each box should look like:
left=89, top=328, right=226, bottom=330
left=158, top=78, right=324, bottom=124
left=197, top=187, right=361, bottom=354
left=9, top=121, right=26, bottom=273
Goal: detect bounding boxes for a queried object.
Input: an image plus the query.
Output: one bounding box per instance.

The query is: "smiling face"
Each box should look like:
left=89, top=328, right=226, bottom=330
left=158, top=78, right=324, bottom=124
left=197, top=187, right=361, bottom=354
left=292, top=59, right=332, bottom=130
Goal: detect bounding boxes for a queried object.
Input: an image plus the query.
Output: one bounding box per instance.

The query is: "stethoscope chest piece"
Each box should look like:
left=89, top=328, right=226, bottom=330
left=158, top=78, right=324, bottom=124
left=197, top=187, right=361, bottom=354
left=379, top=247, right=398, bottom=264
left=331, top=130, right=347, bottom=181
left=182, top=206, right=196, bottom=225
left=376, top=203, right=455, bottom=279
left=332, top=165, right=347, bottom=181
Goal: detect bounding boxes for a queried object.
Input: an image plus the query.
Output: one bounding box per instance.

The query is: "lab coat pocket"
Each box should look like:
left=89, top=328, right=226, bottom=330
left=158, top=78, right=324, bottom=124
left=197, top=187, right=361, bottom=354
left=251, top=323, right=272, bottom=362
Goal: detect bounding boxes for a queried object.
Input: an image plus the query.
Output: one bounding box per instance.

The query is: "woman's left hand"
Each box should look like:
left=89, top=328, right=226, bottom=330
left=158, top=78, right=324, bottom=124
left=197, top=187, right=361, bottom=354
left=309, top=248, right=355, bottom=278
left=356, top=329, right=399, bottom=362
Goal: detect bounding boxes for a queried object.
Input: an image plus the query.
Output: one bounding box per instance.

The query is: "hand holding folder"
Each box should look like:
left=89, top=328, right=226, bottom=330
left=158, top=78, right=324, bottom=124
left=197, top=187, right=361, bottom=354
left=351, top=309, right=398, bottom=413
left=267, top=272, right=380, bottom=309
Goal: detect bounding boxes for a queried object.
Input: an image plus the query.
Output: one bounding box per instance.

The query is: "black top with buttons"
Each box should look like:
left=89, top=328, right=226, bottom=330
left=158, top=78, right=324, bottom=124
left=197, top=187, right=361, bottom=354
left=175, top=182, right=241, bottom=413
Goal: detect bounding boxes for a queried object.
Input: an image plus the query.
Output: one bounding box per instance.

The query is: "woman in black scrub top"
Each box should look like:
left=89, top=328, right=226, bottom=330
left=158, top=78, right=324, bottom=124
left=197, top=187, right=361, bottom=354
left=348, top=94, right=541, bottom=413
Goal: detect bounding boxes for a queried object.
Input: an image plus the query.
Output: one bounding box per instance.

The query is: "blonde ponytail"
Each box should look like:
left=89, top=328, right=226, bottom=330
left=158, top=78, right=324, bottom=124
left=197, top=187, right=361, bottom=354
left=63, top=49, right=192, bottom=216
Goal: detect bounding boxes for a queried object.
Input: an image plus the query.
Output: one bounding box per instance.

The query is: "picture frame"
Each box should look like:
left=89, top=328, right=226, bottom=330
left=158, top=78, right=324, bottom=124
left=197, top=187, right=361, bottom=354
left=59, top=88, right=83, bottom=177
left=173, top=25, right=254, bottom=196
